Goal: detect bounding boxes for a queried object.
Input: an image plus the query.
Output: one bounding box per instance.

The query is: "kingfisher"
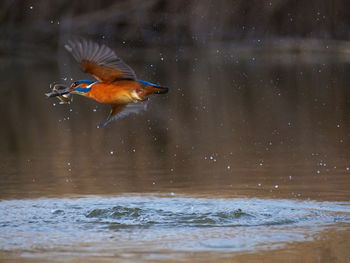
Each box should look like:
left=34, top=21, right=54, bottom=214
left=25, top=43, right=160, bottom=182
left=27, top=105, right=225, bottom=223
left=46, top=38, right=168, bottom=127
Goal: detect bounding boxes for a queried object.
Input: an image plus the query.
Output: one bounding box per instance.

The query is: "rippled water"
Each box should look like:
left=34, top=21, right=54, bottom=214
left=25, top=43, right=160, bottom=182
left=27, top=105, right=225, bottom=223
left=1, top=195, right=350, bottom=261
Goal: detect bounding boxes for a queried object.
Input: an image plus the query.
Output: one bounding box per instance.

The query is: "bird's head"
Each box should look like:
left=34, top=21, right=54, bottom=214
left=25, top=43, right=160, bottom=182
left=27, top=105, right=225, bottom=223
left=69, top=80, right=94, bottom=95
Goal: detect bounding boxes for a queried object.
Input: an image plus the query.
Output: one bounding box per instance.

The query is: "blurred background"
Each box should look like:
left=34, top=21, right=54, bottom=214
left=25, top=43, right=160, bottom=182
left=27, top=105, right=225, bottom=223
left=0, top=0, right=349, bottom=200
left=1, top=0, right=350, bottom=55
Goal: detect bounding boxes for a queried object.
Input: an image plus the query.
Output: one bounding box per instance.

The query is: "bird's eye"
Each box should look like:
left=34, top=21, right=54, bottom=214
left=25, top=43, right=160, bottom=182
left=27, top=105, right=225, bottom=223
left=71, top=82, right=78, bottom=88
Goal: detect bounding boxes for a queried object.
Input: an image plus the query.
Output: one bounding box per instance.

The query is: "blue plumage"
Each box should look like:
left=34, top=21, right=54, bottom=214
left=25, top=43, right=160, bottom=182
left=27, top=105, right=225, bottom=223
left=138, top=80, right=162, bottom=88
left=74, top=86, right=91, bottom=93
left=75, top=80, right=94, bottom=85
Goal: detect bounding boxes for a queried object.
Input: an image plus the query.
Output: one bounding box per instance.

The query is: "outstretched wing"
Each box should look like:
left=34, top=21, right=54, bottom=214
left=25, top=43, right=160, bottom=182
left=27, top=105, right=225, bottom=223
left=99, top=102, right=148, bottom=127
left=65, top=38, right=136, bottom=82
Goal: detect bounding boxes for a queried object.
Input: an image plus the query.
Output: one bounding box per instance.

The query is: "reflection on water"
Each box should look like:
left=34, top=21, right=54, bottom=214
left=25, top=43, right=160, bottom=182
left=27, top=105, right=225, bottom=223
left=0, top=195, right=349, bottom=261
left=0, top=50, right=349, bottom=200
left=0, top=48, right=350, bottom=262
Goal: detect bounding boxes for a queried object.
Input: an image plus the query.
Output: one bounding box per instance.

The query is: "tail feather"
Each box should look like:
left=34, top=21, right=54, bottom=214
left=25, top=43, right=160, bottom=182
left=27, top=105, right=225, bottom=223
left=144, top=84, right=169, bottom=96
left=138, top=80, right=169, bottom=95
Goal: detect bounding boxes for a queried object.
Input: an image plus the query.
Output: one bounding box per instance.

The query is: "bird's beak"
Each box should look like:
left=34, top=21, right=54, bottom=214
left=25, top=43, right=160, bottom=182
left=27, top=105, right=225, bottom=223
left=46, top=84, right=72, bottom=98
left=45, top=88, right=71, bottom=98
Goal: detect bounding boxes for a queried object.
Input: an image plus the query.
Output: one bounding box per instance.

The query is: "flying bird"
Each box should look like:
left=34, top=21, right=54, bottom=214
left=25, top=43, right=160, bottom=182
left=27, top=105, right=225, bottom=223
left=46, top=38, right=168, bottom=127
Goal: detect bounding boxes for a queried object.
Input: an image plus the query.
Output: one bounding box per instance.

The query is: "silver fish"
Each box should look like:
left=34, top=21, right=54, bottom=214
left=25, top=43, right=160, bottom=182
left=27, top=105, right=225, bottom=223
left=46, top=83, right=73, bottom=104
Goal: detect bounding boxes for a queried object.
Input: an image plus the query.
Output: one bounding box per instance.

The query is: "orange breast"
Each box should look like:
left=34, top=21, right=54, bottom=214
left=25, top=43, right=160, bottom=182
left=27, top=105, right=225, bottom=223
left=87, top=81, right=141, bottom=104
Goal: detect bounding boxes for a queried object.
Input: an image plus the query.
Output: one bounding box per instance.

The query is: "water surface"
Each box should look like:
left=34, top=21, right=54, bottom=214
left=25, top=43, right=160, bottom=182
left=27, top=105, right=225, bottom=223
left=1, top=195, right=350, bottom=262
